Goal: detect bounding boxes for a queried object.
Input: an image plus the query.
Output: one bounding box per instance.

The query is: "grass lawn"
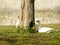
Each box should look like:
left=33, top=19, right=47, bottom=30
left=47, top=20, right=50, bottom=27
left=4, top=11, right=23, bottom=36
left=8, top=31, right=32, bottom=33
left=0, top=24, right=60, bottom=45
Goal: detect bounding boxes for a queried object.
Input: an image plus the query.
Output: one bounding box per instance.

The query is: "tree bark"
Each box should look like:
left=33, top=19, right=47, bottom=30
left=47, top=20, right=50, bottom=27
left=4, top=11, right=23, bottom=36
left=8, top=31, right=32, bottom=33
left=20, top=0, right=35, bottom=29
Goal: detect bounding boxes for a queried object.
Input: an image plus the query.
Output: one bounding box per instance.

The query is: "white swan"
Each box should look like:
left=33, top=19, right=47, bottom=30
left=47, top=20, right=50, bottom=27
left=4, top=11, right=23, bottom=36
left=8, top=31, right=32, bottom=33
left=16, top=16, right=20, bottom=28
left=38, top=27, right=53, bottom=33
left=35, top=19, right=53, bottom=33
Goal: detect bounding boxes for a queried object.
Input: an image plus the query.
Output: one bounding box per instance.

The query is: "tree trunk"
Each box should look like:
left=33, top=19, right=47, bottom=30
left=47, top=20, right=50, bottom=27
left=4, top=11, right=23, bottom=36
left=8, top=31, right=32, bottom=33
left=20, top=0, right=35, bottom=29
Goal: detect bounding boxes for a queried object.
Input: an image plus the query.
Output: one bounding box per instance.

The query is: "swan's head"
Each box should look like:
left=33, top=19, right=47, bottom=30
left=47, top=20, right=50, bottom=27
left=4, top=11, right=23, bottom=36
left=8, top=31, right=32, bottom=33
left=35, top=18, right=40, bottom=25
left=36, top=20, right=40, bottom=24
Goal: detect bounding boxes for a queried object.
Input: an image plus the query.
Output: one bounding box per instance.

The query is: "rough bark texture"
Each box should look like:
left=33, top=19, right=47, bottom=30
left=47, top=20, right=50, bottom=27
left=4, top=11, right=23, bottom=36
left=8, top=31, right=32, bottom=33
left=20, top=0, right=35, bottom=29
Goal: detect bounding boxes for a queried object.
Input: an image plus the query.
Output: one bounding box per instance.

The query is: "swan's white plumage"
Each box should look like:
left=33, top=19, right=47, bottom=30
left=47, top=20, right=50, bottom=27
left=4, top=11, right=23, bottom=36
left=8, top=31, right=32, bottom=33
left=38, top=27, right=53, bottom=33
left=16, top=18, right=20, bottom=28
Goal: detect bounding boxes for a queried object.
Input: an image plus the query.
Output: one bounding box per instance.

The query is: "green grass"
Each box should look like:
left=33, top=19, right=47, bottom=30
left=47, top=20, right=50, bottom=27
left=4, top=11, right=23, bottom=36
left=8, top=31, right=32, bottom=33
left=0, top=24, right=60, bottom=45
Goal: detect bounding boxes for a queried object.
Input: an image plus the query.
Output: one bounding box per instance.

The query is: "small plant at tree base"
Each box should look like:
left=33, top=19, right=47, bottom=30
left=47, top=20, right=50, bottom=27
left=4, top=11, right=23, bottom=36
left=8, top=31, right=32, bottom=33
left=23, top=27, right=37, bottom=33
left=17, top=26, right=37, bottom=34
left=29, top=28, right=37, bottom=33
